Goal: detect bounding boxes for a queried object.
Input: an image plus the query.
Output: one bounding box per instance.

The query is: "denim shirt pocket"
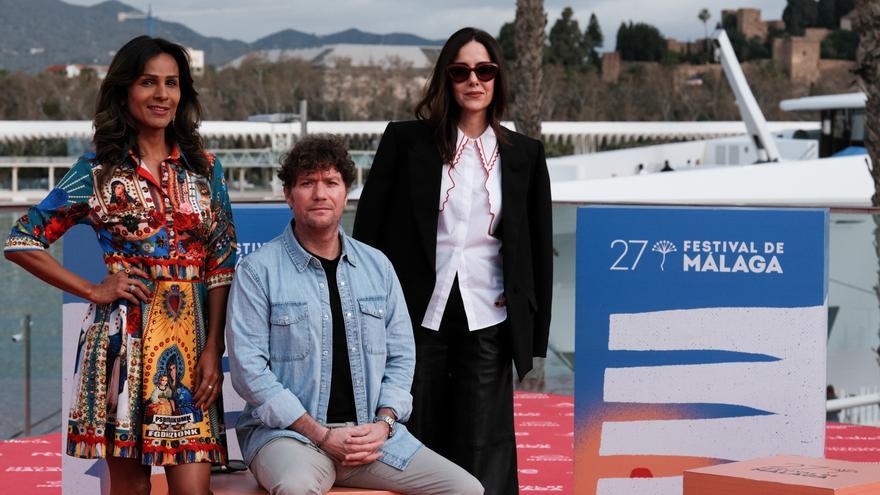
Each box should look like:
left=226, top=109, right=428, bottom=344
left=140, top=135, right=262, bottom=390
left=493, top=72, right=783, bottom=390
left=269, top=302, right=311, bottom=361
left=357, top=297, right=386, bottom=355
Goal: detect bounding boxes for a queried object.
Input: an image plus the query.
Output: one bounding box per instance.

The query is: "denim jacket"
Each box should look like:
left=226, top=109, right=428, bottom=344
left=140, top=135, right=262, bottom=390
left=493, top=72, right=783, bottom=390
left=226, top=222, right=422, bottom=470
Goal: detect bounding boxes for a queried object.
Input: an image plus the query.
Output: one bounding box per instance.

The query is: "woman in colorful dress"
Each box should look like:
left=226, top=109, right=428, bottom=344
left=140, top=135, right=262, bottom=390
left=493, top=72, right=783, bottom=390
left=353, top=27, right=553, bottom=494
left=4, top=36, right=237, bottom=495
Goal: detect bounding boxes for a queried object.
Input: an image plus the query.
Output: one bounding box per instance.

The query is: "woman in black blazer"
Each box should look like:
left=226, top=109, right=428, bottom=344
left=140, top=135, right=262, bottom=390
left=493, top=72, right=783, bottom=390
left=353, top=27, right=552, bottom=494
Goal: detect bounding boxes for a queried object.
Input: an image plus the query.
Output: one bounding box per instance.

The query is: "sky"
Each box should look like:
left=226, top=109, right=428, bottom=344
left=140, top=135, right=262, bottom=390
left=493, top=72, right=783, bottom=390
left=61, top=0, right=789, bottom=45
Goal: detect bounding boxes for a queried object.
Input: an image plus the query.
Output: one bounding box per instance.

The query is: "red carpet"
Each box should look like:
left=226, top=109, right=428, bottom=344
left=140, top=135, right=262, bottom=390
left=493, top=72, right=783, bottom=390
left=514, top=392, right=575, bottom=494
left=825, top=422, right=880, bottom=463
left=0, top=435, right=61, bottom=493
left=2, top=392, right=877, bottom=494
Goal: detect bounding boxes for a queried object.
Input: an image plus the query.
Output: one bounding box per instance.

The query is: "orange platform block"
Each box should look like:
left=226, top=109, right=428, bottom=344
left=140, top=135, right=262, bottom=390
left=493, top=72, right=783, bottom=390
left=684, top=455, right=880, bottom=495
left=150, top=472, right=400, bottom=495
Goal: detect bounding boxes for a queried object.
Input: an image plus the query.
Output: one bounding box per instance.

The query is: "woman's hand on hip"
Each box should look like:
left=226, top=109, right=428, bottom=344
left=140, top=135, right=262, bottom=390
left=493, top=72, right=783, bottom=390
left=87, top=266, right=152, bottom=305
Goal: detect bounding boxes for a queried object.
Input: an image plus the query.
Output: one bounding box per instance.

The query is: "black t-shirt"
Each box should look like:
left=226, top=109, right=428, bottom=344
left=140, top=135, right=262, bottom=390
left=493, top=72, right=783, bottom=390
left=312, top=253, right=357, bottom=423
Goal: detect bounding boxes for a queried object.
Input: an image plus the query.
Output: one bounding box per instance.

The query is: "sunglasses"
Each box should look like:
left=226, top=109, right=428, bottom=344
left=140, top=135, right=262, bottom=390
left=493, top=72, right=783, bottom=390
left=446, top=62, right=499, bottom=83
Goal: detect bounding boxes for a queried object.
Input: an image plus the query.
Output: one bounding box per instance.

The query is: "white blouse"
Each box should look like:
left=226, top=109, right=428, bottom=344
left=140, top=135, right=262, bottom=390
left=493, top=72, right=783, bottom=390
left=421, top=126, right=507, bottom=331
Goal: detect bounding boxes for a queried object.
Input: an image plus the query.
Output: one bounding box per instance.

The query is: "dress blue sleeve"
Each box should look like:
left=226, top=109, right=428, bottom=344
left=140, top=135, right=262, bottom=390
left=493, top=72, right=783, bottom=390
left=4, top=158, right=94, bottom=252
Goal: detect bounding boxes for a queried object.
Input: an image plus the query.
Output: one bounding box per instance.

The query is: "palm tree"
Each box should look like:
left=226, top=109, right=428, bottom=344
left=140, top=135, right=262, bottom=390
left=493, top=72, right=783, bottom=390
left=512, top=2, right=547, bottom=390
left=698, top=8, right=711, bottom=63
left=853, top=0, right=880, bottom=373
left=854, top=0, right=880, bottom=205
left=513, top=0, right=546, bottom=140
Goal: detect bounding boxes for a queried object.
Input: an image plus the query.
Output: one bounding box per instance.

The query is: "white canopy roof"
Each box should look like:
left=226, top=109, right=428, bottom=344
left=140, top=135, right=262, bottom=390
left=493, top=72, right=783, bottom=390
left=0, top=120, right=817, bottom=144
left=0, top=120, right=393, bottom=143
left=224, top=44, right=437, bottom=70
left=780, top=93, right=866, bottom=112
left=550, top=155, right=873, bottom=207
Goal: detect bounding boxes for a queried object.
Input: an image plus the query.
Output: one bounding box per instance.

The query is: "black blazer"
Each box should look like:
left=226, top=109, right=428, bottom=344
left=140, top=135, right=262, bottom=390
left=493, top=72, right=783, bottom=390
left=353, top=120, right=553, bottom=379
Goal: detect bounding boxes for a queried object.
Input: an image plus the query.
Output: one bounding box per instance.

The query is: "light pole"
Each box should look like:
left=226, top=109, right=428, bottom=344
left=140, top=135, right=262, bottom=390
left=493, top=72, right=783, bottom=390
left=11, top=314, right=32, bottom=436
left=117, top=4, right=154, bottom=37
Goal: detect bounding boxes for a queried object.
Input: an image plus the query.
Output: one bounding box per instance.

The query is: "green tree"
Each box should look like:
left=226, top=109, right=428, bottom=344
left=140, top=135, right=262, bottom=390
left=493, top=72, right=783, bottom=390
left=822, top=29, right=859, bottom=59
left=698, top=8, right=711, bottom=39
left=498, top=21, right=517, bottom=63
left=725, top=27, right=749, bottom=59
left=698, top=8, right=712, bottom=63
left=783, top=0, right=819, bottom=35
left=723, top=24, right=772, bottom=62
left=721, top=10, right=737, bottom=30
left=819, top=0, right=838, bottom=28
left=616, top=21, right=666, bottom=61
left=764, top=24, right=787, bottom=55
left=746, top=36, right=771, bottom=59
left=547, top=7, right=586, bottom=67
left=584, top=13, right=604, bottom=68
left=836, top=0, right=856, bottom=22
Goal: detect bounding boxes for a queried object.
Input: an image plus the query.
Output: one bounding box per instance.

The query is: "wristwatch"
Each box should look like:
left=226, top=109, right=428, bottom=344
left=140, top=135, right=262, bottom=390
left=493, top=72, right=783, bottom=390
left=373, top=414, right=396, bottom=438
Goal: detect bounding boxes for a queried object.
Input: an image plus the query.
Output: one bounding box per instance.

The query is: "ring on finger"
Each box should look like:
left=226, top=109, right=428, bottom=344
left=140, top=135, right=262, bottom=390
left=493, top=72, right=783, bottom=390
left=207, top=384, right=214, bottom=390
left=127, top=284, right=135, bottom=292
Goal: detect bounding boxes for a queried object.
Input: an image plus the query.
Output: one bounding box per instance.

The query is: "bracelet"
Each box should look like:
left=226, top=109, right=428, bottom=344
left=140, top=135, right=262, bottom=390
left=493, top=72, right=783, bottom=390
left=316, top=427, right=332, bottom=448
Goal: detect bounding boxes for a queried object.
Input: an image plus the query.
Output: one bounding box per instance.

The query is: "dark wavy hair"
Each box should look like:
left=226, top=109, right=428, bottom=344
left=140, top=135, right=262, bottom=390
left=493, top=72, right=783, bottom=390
left=277, top=134, right=356, bottom=189
left=415, top=27, right=509, bottom=163
left=93, top=36, right=209, bottom=188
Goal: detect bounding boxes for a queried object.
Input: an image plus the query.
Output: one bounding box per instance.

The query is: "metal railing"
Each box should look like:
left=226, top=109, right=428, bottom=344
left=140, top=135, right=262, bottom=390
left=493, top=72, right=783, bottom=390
left=829, top=387, right=880, bottom=426
left=7, top=314, right=62, bottom=439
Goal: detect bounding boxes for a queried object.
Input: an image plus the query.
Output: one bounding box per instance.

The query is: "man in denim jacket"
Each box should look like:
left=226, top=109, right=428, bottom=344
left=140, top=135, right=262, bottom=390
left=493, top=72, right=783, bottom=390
left=226, top=135, right=483, bottom=495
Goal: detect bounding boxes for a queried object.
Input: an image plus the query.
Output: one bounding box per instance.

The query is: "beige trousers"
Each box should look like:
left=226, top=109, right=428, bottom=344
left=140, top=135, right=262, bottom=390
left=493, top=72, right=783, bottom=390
left=249, top=437, right=484, bottom=495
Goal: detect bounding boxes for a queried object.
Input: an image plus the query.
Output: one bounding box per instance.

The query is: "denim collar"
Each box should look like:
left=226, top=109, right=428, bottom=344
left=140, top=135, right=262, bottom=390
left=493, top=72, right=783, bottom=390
left=281, top=220, right=357, bottom=272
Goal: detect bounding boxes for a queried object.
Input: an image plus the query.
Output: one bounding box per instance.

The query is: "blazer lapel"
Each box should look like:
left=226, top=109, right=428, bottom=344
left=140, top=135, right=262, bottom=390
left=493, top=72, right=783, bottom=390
left=408, top=135, right=443, bottom=267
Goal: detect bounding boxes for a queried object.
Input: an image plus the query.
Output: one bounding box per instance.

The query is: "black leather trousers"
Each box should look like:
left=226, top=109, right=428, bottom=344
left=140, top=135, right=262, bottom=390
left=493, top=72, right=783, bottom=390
left=408, top=279, right=519, bottom=495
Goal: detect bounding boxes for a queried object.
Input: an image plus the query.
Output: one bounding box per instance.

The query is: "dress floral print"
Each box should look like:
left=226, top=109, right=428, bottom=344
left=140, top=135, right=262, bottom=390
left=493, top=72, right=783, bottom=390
left=4, top=147, right=237, bottom=466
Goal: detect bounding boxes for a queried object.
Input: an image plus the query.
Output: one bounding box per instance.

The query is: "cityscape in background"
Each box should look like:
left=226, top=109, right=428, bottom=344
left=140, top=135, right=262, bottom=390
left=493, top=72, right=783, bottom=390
left=0, top=0, right=860, bottom=127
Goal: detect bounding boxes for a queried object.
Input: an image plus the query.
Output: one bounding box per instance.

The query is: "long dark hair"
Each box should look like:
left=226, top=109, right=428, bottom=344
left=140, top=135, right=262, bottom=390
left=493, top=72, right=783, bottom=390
left=93, top=36, right=209, bottom=188
left=415, top=27, right=509, bottom=164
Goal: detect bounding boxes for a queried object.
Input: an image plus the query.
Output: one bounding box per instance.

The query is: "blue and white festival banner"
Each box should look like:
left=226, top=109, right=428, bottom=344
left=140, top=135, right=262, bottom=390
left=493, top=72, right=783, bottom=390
left=574, top=206, right=828, bottom=495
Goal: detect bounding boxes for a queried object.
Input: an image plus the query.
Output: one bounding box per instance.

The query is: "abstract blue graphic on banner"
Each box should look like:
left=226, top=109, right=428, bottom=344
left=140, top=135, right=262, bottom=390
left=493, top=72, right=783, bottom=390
left=574, top=206, right=828, bottom=495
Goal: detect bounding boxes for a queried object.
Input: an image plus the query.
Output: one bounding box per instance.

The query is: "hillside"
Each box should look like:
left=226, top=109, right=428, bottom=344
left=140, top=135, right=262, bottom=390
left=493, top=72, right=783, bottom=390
left=0, top=0, right=442, bottom=73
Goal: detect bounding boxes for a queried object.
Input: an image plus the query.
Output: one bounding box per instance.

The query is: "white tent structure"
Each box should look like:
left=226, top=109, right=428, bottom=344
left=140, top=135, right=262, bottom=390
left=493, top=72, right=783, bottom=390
left=551, top=155, right=872, bottom=207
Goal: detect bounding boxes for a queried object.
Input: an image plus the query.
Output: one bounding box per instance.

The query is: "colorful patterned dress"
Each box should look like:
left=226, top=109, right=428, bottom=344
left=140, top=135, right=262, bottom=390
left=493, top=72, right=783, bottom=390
left=4, top=147, right=237, bottom=466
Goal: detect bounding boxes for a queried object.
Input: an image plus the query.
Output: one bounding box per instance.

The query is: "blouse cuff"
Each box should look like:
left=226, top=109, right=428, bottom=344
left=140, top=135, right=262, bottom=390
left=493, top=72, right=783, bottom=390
left=206, top=269, right=235, bottom=290
left=4, top=235, right=47, bottom=252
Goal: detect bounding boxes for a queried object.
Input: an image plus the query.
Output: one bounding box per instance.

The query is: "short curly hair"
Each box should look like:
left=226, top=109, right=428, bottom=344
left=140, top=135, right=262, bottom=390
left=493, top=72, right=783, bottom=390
left=277, top=134, right=356, bottom=189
